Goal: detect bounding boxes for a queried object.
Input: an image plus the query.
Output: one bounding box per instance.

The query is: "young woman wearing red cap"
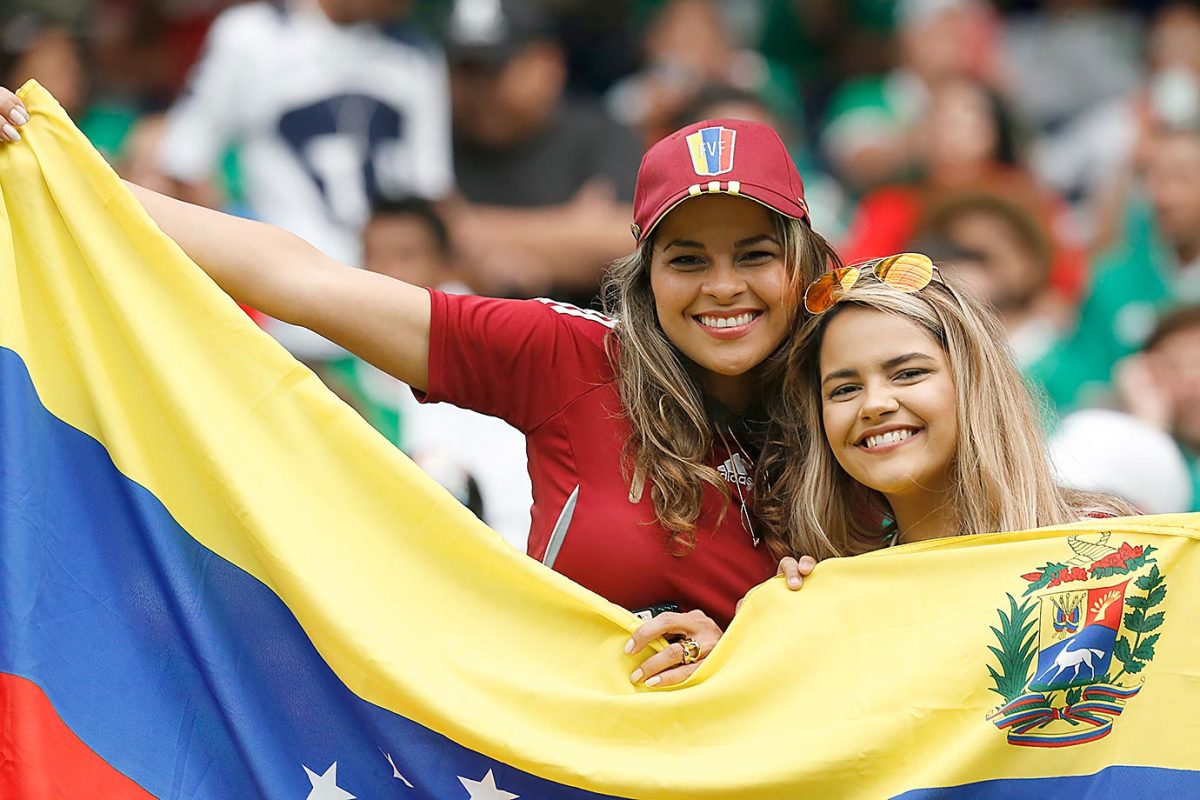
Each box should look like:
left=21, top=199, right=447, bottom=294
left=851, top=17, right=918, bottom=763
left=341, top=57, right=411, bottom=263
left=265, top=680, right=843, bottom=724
left=0, top=90, right=838, bottom=630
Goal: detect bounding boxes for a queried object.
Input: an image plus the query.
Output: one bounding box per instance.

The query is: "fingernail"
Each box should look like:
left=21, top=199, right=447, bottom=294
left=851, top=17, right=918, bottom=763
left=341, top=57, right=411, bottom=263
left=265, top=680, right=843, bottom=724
left=2, top=124, right=19, bottom=142
left=623, top=638, right=634, bottom=655
left=800, top=556, right=816, bottom=569
left=645, top=676, right=661, bottom=687
left=10, top=107, right=28, bottom=126
left=629, top=669, right=643, bottom=684
left=788, top=576, right=801, bottom=588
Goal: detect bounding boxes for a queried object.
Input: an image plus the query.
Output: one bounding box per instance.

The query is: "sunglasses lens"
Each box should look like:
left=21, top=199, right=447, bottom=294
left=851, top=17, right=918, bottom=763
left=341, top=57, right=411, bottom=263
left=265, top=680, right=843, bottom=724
left=803, top=267, right=861, bottom=314
left=873, top=253, right=934, bottom=293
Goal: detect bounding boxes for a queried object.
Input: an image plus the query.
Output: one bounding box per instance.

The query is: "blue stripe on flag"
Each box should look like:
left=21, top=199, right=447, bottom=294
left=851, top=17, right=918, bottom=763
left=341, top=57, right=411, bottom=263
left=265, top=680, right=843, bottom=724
left=0, top=346, right=623, bottom=800
left=893, top=765, right=1199, bottom=798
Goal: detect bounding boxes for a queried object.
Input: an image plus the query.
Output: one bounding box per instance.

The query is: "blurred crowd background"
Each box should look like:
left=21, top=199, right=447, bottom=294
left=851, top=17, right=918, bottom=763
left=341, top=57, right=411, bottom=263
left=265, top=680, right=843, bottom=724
left=6, top=0, right=1200, bottom=540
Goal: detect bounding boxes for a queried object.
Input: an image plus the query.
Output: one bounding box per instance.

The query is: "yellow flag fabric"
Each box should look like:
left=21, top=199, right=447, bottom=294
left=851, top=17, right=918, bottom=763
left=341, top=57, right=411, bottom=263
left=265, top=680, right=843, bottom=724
left=2, top=81, right=1198, bottom=799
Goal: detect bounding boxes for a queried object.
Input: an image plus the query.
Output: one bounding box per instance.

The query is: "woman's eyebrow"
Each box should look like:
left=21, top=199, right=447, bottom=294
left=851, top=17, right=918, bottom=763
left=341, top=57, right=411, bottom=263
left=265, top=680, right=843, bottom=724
left=734, top=234, right=780, bottom=248
left=662, top=238, right=705, bottom=250
left=881, top=352, right=936, bottom=369
left=662, top=234, right=780, bottom=250
left=821, top=367, right=858, bottom=385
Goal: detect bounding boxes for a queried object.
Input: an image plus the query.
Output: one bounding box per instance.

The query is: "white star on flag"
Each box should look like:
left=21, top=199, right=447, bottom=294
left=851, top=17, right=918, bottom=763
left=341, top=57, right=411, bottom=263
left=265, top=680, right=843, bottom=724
left=303, top=762, right=356, bottom=800
left=458, top=768, right=519, bottom=799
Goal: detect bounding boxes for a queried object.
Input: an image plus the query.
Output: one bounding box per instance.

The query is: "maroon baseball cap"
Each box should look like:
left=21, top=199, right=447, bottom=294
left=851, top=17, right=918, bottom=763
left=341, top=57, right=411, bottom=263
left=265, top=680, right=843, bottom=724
left=630, top=117, right=809, bottom=243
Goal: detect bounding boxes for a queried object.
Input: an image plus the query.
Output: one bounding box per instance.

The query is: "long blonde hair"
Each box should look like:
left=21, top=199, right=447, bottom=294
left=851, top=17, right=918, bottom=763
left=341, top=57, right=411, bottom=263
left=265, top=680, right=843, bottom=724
left=601, top=212, right=839, bottom=555
left=757, top=275, right=1132, bottom=559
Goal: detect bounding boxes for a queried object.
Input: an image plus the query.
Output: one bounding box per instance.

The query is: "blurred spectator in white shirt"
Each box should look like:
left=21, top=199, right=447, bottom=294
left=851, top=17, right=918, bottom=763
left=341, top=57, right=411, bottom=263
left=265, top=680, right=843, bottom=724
left=158, top=0, right=453, bottom=360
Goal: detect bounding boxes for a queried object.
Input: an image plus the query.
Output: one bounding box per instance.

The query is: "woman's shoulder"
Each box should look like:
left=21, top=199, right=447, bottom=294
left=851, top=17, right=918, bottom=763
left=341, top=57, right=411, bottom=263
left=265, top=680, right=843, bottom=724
left=429, top=290, right=620, bottom=385
left=431, top=291, right=614, bottom=339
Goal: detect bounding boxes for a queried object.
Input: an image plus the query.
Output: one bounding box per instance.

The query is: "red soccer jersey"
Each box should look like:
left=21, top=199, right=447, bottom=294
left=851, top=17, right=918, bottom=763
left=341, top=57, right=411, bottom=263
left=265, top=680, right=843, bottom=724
left=419, top=290, right=778, bottom=628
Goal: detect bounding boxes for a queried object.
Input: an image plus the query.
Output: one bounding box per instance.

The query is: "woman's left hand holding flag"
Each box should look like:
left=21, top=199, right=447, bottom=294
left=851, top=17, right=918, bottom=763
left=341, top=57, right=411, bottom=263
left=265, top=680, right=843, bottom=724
left=624, top=610, right=724, bottom=688
left=623, top=555, right=817, bottom=688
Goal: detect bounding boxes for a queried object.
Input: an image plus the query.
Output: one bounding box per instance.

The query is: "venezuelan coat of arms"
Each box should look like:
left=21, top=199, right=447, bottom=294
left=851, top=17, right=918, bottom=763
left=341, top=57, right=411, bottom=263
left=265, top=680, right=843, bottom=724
left=985, top=534, right=1167, bottom=747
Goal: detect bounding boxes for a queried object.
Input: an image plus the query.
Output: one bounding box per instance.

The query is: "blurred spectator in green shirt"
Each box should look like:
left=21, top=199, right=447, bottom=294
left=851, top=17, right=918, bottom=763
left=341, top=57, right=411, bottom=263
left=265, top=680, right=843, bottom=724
left=1052, top=121, right=1200, bottom=412
left=818, top=0, right=1004, bottom=199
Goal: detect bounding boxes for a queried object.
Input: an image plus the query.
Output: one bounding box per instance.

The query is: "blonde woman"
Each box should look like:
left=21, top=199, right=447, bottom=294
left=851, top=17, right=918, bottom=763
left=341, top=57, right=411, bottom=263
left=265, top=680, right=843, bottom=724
left=0, top=90, right=840, bottom=629
left=627, top=255, right=1131, bottom=687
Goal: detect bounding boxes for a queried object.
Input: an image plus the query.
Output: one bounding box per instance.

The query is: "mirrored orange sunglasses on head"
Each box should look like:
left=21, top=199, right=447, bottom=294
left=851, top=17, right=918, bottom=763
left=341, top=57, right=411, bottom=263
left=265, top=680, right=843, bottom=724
left=803, top=252, right=938, bottom=315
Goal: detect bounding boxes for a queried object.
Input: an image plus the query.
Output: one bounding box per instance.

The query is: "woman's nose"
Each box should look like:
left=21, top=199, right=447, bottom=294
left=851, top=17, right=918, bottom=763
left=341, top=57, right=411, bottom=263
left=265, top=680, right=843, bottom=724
left=701, top=259, right=745, bottom=302
left=860, top=382, right=900, bottom=418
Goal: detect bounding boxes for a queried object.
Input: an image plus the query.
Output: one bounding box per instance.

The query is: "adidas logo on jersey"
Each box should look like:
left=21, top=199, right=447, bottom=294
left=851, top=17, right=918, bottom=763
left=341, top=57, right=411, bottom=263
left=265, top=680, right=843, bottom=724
left=535, top=297, right=617, bottom=329
left=718, top=452, right=752, bottom=487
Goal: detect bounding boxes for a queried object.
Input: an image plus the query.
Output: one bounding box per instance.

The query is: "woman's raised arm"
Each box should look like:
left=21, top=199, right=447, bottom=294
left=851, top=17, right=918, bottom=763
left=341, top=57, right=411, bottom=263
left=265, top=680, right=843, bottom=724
left=1, top=88, right=432, bottom=391
left=124, top=183, right=432, bottom=389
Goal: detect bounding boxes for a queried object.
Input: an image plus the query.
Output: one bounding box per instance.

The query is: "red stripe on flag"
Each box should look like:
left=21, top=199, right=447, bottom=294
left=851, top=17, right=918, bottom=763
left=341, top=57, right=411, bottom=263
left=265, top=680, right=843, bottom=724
left=0, top=672, right=155, bottom=799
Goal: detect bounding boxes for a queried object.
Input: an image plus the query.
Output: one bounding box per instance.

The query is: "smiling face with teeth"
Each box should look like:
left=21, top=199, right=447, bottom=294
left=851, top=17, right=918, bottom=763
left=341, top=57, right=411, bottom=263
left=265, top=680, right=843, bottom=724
left=818, top=306, right=959, bottom=506
left=649, top=194, right=793, bottom=411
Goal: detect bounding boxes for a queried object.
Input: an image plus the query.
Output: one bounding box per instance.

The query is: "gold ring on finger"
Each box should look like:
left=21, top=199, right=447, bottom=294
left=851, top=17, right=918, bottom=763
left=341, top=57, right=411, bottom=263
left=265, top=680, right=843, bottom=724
left=679, top=637, right=701, bottom=665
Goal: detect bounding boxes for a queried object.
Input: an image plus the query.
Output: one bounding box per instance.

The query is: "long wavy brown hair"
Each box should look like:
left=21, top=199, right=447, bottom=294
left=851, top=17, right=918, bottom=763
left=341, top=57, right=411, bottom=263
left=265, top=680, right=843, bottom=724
left=601, top=211, right=839, bottom=556
left=756, top=275, right=1134, bottom=559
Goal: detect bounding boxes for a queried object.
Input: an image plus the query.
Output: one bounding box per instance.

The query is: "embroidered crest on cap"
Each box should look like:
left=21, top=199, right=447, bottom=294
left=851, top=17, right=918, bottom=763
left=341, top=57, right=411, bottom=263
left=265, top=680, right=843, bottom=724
left=685, top=126, right=736, bottom=176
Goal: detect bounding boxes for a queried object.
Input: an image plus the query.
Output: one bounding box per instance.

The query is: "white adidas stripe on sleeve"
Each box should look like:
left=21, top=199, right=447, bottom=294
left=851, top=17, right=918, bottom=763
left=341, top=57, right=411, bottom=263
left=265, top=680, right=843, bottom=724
left=534, top=298, right=618, bottom=329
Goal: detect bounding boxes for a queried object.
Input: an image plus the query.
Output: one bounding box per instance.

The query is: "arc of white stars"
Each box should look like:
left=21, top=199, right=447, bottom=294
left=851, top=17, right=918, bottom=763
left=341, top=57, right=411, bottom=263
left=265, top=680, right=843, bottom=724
left=303, top=761, right=356, bottom=800
left=458, top=768, right=519, bottom=800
